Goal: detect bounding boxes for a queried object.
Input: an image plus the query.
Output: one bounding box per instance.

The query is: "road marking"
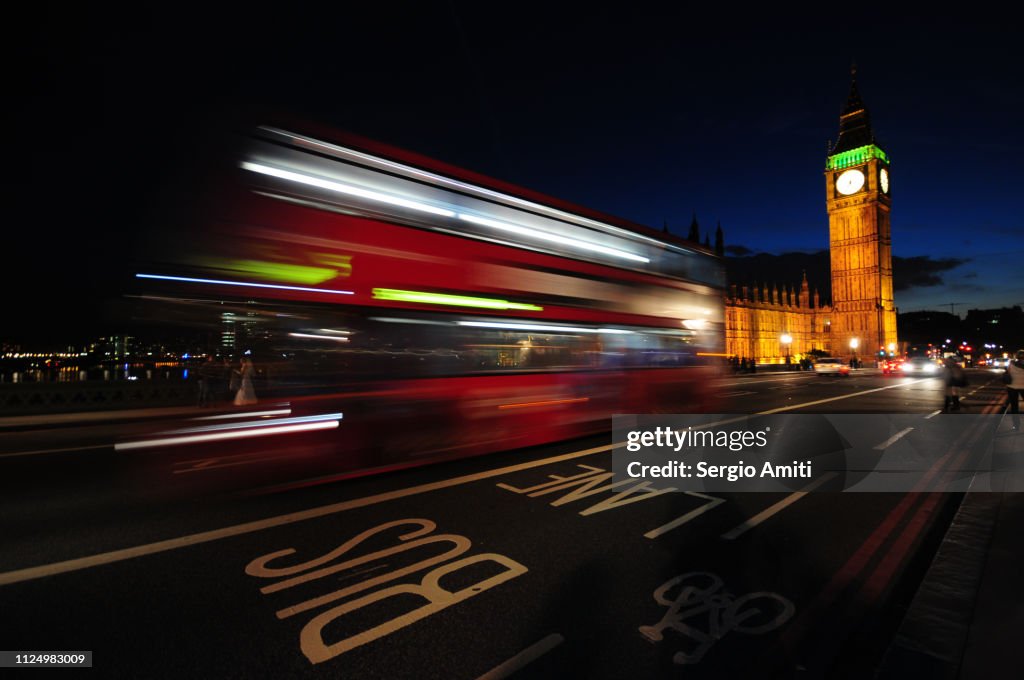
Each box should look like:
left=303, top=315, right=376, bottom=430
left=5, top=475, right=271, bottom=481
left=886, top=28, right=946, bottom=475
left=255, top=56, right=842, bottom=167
left=644, top=492, right=726, bottom=539
left=714, top=375, right=815, bottom=387
left=755, top=379, right=930, bottom=414
left=0, top=378, right=936, bottom=585
left=873, top=427, right=914, bottom=450
left=477, top=634, right=565, bottom=680
left=720, top=473, right=839, bottom=540
left=0, top=443, right=615, bottom=587
left=923, top=410, right=942, bottom=419
left=780, top=401, right=1001, bottom=651
left=721, top=390, right=756, bottom=398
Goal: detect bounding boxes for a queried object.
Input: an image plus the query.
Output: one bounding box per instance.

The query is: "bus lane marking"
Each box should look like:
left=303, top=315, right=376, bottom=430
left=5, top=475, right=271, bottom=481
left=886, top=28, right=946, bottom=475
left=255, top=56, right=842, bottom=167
left=245, top=518, right=528, bottom=665
left=638, top=571, right=794, bottom=665
left=0, top=379, right=930, bottom=586
left=498, top=464, right=726, bottom=538
left=476, top=634, right=565, bottom=680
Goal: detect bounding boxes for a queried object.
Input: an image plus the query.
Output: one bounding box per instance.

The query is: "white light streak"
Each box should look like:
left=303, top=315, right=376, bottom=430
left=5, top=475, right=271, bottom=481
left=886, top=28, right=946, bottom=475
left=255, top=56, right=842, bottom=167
left=114, top=420, right=340, bottom=450
left=241, top=161, right=455, bottom=218
left=194, top=409, right=292, bottom=421
left=289, top=332, right=350, bottom=342
left=456, top=213, right=650, bottom=263
left=136, top=274, right=354, bottom=296
left=457, top=321, right=634, bottom=335
left=259, top=126, right=690, bottom=252
left=167, top=413, right=344, bottom=435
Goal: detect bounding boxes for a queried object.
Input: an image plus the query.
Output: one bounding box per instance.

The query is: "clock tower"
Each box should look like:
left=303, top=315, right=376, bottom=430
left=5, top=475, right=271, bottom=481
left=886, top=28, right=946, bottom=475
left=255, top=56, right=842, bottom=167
left=826, top=67, right=897, bottom=362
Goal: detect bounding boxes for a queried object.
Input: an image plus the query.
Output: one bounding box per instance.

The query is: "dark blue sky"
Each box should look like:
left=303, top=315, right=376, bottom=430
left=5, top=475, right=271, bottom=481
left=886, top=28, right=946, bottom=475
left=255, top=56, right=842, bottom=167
left=7, top=7, right=1023, bottom=341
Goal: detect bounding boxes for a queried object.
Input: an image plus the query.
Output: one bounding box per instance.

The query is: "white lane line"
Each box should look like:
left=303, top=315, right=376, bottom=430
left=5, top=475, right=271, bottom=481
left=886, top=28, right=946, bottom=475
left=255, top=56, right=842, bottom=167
left=924, top=410, right=942, bottom=420
left=0, top=444, right=615, bottom=587
left=874, top=427, right=915, bottom=450
left=721, top=390, right=756, bottom=397
left=720, top=472, right=839, bottom=541
left=476, top=634, right=564, bottom=680
left=0, top=379, right=932, bottom=585
left=755, top=379, right=930, bottom=414
left=714, top=375, right=816, bottom=387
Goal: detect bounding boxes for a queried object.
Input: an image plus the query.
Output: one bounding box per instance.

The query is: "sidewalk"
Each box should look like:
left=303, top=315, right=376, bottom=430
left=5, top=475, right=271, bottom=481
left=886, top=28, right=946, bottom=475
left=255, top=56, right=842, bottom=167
left=877, top=413, right=1024, bottom=679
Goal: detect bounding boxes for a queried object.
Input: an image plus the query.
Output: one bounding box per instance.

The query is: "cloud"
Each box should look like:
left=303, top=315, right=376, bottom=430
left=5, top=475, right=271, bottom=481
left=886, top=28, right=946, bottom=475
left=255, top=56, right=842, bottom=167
left=725, top=251, right=971, bottom=301
left=892, top=256, right=968, bottom=291
left=724, top=244, right=753, bottom=256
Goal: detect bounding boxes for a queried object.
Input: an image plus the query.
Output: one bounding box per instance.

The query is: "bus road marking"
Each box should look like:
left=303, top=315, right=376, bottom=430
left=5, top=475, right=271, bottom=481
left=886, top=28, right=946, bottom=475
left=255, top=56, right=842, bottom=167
left=476, top=634, right=565, bottom=680
left=0, top=379, right=930, bottom=586
left=246, top=518, right=528, bottom=664
left=0, top=443, right=612, bottom=587
left=720, top=473, right=838, bottom=540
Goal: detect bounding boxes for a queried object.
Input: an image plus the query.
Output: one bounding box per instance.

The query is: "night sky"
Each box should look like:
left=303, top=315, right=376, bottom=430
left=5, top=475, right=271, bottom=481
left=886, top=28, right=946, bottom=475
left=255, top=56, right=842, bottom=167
left=7, top=7, right=1023, bottom=344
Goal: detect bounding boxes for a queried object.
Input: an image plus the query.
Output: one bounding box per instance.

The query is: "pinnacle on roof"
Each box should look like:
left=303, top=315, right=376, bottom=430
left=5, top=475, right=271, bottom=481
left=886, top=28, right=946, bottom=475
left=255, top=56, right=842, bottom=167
left=831, top=63, right=877, bottom=155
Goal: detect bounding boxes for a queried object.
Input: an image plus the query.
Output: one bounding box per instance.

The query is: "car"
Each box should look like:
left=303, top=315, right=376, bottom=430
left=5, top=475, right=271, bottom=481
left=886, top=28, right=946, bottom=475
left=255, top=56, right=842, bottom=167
left=813, top=358, right=851, bottom=376
left=882, top=358, right=904, bottom=374
left=901, top=356, right=939, bottom=374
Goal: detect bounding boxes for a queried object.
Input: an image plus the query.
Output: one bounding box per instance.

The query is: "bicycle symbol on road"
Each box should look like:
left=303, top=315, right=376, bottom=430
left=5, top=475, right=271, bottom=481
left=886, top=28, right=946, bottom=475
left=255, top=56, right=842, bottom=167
left=639, top=571, right=795, bottom=665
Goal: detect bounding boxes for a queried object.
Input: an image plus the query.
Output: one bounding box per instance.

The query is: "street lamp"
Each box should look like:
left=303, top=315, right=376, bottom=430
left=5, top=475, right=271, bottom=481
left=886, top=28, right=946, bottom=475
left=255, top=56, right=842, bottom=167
left=780, top=333, right=793, bottom=368
left=850, top=337, right=859, bottom=368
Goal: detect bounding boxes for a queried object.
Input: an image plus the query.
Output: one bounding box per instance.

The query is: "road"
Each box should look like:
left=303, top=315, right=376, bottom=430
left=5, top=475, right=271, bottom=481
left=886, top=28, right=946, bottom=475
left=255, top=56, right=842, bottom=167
left=0, top=369, right=1011, bottom=678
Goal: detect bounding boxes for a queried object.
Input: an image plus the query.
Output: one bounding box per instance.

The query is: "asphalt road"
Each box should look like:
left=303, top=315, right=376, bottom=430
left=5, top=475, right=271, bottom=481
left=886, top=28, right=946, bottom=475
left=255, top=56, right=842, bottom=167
left=0, top=369, right=1011, bottom=678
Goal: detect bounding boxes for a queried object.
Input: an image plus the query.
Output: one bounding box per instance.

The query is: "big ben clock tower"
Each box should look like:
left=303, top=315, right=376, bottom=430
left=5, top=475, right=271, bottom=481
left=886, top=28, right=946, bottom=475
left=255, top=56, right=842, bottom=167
left=826, top=67, right=897, bottom=362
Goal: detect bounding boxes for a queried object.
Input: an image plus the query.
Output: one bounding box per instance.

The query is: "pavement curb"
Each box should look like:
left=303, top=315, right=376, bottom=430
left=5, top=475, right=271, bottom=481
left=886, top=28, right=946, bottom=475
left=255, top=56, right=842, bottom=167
left=875, top=485, right=999, bottom=679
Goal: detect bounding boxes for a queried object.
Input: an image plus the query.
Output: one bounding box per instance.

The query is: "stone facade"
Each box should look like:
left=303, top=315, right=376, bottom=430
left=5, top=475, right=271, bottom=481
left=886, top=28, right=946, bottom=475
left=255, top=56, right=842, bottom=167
left=725, top=275, right=833, bottom=363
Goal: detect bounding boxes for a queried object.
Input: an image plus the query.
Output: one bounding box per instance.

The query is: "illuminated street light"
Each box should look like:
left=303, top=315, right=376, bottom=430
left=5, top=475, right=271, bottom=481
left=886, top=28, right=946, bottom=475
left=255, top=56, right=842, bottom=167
left=850, top=337, right=859, bottom=368
left=780, top=333, right=793, bottom=368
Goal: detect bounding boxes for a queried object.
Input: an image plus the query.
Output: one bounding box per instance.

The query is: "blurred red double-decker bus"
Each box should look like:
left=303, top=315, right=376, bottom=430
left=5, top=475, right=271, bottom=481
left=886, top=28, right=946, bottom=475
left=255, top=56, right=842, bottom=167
left=132, top=125, right=725, bottom=472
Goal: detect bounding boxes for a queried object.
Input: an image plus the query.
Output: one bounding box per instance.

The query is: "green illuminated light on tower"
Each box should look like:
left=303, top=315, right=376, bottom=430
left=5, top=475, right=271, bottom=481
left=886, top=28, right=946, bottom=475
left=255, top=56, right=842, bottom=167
left=826, top=144, right=890, bottom=170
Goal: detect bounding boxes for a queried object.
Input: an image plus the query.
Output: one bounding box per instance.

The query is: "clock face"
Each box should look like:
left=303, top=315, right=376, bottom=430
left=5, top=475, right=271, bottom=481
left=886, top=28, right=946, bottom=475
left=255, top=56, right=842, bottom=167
left=836, top=169, right=865, bottom=195
left=879, top=168, right=890, bottom=194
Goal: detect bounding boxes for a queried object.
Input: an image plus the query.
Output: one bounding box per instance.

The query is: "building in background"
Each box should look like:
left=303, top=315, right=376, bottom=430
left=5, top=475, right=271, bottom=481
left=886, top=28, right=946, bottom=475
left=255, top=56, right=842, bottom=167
left=724, top=70, right=896, bottom=364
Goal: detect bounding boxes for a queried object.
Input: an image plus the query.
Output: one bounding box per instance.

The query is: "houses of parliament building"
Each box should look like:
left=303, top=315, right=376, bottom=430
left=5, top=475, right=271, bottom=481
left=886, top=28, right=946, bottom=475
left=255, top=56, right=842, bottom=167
left=723, top=71, right=898, bottom=364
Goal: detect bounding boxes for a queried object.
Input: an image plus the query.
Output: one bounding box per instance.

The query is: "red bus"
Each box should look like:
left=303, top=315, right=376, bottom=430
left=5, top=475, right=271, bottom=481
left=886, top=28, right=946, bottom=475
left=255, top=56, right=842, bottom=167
left=132, top=125, right=725, bottom=470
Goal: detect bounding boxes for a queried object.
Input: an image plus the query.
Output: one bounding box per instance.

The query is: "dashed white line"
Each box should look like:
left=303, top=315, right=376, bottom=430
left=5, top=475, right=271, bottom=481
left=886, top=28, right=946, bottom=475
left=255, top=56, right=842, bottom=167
left=476, top=634, right=565, bottom=680
left=720, top=473, right=839, bottom=540
left=873, top=427, right=915, bottom=450
left=923, top=410, right=942, bottom=420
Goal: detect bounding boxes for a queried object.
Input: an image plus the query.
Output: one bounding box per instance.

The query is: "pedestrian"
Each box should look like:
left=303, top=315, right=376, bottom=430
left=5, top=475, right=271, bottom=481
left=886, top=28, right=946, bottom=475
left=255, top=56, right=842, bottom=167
left=943, top=357, right=967, bottom=411
left=224, top=358, right=237, bottom=402
left=234, top=355, right=257, bottom=406
left=197, top=355, right=218, bottom=407
left=1004, top=350, right=1024, bottom=430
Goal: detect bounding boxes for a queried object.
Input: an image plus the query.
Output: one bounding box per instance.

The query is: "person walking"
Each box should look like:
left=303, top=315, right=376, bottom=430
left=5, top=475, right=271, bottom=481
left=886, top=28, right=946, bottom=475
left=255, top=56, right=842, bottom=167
left=943, top=357, right=967, bottom=411
left=1004, top=350, right=1024, bottom=430
left=234, top=355, right=257, bottom=406
left=197, top=355, right=218, bottom=407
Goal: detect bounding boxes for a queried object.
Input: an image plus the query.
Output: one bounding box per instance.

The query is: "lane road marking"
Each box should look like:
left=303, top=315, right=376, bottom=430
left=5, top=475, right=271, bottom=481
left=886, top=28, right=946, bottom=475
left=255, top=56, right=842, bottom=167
left=0, top=377, right=935, bottom=586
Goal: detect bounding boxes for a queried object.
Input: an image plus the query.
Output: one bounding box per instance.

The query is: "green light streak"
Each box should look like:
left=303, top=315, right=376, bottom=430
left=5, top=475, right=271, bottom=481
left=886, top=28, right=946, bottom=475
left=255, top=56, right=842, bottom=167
left=826, top=144, right=891, bottom=170
left=195, top=258, right=339, bottom=285
left=372, top=288, right=543, bottom=311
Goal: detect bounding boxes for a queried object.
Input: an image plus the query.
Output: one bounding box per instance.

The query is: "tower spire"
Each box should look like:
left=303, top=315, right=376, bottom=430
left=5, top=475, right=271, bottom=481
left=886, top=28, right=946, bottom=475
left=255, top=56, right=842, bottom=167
left=832, top=64, right=874, bottom=155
